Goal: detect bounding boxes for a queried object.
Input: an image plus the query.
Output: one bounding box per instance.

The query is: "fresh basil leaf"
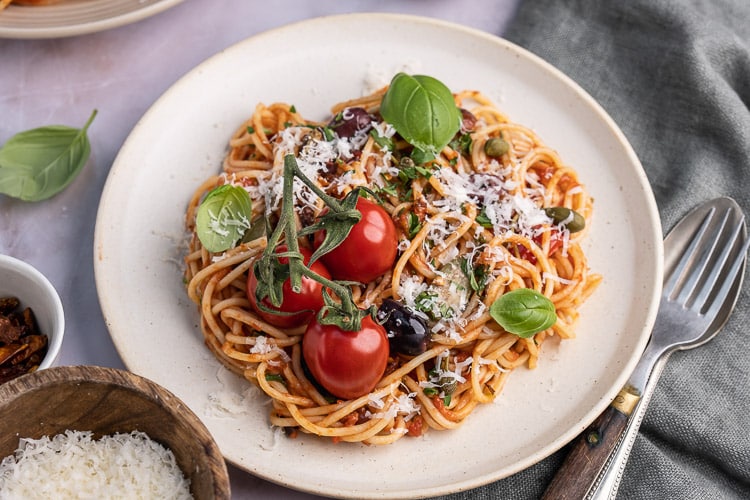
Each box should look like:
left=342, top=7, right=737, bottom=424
left=241, top=215, right=270, bottom=244
left=398, top=166, right=426, bottom=183
left=489, top=288, right=557, bottom=338
left=449, top=132, right=473, bottom=156
left=414, top=290, right=454, bottom=321
left=410, top=147, right=434, bottom=165
left=376, top=182, right=399, bottom=197
left=195, top=184, right=253, bottom=253
left=265, top=373, right=285, bottom=384
left=369, top=128, right=394, bottom=151
left=380, top=73, right=461, bottom=157
left=406, top=212, right=422, bottom=239
left=0, top=110, right=97, bottom=202
left=475, top=208, right=494, bottom=229
left=459, top=257, right=489, bottom=293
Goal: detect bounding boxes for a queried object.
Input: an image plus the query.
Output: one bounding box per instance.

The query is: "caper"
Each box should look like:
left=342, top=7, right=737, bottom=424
left=483, top=137, right=509, bottom=158
left=545, top=206, right=586, bottom=233
left=437, top=377, right=457, bottom=395
left=399, top=156, right=415, bottom=169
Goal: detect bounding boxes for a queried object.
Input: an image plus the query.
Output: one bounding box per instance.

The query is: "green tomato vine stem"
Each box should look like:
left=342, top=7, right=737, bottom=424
left=253, top=153, right=374, bottom=332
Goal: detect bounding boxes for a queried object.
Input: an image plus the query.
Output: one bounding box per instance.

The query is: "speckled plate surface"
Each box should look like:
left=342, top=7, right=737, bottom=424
left=94, top=14, right=663, bottom=499
left=0, top=0, right=184, bottom=39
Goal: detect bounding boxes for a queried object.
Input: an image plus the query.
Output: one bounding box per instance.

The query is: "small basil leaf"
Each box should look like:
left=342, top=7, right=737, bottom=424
left=410, top=147, right=434, bottom=165
left=195, top=184, right=253, bottom=253
left=265, top=373, right=285, bottom=384
left=0, top=110, right=97, bottom=202
left=369, top=128, right=394, bottom=151
left=241, top=216, right=269, bottom=243
left=489, top=288, right=557, bottom=338
left=459, top=257, right=489, bottom=293
left=380, top=73, right=461, bottom=157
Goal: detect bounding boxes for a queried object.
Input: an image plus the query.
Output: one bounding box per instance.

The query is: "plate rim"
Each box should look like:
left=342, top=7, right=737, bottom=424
left=0, top=0, right=185, bottom=39
left=94, top=12, right=664, bottom=498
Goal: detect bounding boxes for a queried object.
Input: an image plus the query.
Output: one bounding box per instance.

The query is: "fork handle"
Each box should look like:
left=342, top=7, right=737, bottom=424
left=586, top=356, right=669, bottom=500
left=541, top=387, right=641, bottom=500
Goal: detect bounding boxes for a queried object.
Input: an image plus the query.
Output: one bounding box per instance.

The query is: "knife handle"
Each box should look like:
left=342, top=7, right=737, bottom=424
left=541, top=387, right=641, bottom=500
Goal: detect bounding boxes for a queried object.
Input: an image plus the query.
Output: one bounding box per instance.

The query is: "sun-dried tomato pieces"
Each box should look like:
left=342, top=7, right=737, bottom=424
left=0, top=296, right=49, bottom=384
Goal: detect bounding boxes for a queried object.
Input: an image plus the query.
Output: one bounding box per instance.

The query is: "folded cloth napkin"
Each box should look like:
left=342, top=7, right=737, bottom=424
left=434, top=1, right=750, bottom=499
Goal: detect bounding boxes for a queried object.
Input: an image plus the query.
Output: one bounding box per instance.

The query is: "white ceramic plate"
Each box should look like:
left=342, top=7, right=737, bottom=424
left=94, top=14, right=663, bottom=499
left=0, top=0, right=184, bottom=39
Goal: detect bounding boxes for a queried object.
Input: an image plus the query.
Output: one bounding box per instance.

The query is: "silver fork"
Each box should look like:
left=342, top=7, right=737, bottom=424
left=543, top=197, right=749, bottom=500
left=625, top=200, right=748, bottom=393
left=584, top=198, right=749, bottom=500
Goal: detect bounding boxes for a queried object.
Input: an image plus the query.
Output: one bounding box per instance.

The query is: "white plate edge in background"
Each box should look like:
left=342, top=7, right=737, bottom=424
left=0, top=0, right=185, bottom=39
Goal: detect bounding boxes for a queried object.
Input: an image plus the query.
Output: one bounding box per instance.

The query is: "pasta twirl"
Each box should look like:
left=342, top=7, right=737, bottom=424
left=184, top=82, right=601, bottom=445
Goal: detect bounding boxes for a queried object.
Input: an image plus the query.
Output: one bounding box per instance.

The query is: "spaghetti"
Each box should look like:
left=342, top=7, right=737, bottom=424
left=184, top=79, right=601, bottom=444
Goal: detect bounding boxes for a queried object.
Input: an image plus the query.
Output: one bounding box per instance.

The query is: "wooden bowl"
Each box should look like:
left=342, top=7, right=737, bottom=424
left=0, top=365, right=230, bottom=499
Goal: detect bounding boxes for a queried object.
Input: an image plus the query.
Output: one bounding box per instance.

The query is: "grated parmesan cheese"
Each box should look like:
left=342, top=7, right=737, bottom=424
left=243, top=100, right=565, bottom=351
left=419, top=351, right=474, bottom=397
left=0, top=430, right=192, bottom=500
left=365, top=390, right=421, bottom=424
left=249, top=335, right=290, bottom=361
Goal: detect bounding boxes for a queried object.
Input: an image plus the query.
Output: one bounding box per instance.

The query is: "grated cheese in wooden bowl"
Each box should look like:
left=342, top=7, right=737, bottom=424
left=0, top=429, right=192, bottom=499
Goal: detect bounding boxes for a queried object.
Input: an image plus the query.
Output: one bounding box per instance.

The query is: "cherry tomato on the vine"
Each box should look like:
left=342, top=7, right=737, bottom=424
left=247, top=245, right=331, bottom=329
left=302, top=314, right=389, bottom=400
left=313, top=196, right=398, bottom=283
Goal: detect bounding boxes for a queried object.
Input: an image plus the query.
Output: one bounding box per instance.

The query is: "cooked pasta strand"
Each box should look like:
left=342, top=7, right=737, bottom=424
left=183, top=85, right=600, bottom=444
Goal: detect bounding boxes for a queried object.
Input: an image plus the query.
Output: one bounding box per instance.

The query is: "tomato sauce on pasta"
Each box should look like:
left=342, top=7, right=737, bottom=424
left=184, top=79, right=601, bottom=444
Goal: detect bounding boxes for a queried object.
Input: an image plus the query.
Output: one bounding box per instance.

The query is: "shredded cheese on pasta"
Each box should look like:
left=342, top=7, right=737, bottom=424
left=183, top=84, right=601, bottom=444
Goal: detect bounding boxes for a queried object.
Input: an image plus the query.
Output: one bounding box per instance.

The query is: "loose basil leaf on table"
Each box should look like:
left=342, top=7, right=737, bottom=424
left=490, top=288, right=557, bottom=338
left=195, top=184, right=253, bottom=253
left=380, top=73, right=461, bottom=160
left=0, top=110, right=97, bottom=202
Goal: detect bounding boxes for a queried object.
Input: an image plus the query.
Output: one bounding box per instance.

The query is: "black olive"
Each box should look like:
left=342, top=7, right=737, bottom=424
left=376, top=299, right=429, bottom=356
left=460, top=108, right=477, bottom=132
left=328, top=107, right=375, bottom=139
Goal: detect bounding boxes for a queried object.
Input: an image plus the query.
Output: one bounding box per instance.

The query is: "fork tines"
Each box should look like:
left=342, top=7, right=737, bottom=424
left=668, top=205, right=749, bottom=315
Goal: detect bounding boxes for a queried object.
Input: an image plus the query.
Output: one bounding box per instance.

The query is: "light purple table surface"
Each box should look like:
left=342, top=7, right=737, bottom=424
left=1, top=1, right=520, bottom=497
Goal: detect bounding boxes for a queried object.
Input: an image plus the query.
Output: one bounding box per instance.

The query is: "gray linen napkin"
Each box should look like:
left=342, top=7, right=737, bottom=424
left=434, top=1, right=750, bottom=499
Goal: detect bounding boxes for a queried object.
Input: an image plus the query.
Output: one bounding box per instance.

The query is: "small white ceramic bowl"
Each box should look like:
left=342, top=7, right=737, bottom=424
left=0, top=254, right=65, bottom=372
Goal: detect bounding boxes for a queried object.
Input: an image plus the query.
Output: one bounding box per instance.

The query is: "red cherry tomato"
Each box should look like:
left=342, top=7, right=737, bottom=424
left=302, top=314, right=389, bottom=400
left=247, top=245, right=331, bottom=328
left=313, top=196, right=398, bottom=283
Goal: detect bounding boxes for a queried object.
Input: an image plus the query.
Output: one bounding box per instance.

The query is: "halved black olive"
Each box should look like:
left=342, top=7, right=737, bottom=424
left=328, top=107, right=375, bottom=139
